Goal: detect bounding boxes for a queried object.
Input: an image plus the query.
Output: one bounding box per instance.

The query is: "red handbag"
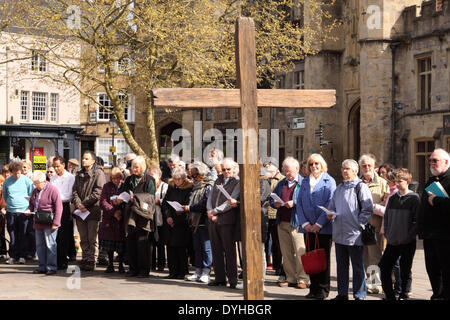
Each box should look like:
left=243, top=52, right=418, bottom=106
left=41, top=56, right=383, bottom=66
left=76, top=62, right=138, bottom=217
left=301, top=233, right=327, bottom=275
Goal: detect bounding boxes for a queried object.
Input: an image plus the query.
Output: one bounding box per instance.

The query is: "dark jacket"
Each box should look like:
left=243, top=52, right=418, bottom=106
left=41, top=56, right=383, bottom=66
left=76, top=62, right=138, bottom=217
left=418, top=168, right=450, bottom=240
left=384, top=191, right=420, bottom=245
left=234, top=176, right=271, bottom=243
left=161, top=178, right=193, bottom=246
left=206, top=175, right=240, bottom=225
left=260, top=176, right=271, bottom=243
left=188, top=176, right=215, bottom=232
left=121, top=173, right=156, bottom=233
left=99, top=181, right=125, bottom=242
left=72, top=164, right=106, bottom=221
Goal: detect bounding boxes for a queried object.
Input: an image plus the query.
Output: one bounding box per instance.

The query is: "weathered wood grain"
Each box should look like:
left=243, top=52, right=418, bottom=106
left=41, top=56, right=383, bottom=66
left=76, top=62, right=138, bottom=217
left=152, top=88, right=336, bottom=108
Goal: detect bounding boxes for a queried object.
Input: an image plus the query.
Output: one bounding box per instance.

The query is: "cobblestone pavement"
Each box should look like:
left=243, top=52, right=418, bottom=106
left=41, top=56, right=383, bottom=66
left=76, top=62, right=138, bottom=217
left=0, top=240, right=432, bottom=300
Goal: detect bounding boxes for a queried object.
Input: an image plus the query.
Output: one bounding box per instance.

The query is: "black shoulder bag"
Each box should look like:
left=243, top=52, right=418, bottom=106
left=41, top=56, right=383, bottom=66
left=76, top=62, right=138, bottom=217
left=34, top=187, right=54, bottom=225
left=355, top=182, right=376, bottom=246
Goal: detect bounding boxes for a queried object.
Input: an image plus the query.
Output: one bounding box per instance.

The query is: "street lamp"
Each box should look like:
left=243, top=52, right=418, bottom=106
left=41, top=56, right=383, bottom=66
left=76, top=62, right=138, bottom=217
left=109, top=115, right=117, bottom=167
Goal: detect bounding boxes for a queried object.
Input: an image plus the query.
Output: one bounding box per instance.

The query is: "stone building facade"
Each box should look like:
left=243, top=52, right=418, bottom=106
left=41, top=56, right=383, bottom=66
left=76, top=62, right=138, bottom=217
left=277, top=0, right=449, bottom=189
left=0, top=32, right=82, bottom=168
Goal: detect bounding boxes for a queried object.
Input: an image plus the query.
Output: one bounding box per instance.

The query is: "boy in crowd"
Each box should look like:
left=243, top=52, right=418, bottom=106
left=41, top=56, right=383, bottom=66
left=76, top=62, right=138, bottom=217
left=378, top=168, right=420, bottom=300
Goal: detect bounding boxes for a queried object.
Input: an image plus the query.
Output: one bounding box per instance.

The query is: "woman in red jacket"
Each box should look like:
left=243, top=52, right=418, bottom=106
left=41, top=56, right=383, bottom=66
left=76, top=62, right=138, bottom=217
left=99, top=167, right=125, bottom=273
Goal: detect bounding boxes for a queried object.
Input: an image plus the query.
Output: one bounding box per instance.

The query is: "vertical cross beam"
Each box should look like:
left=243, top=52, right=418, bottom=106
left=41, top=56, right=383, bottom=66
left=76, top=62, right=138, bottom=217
left=235, top=17, right=263, bottom=300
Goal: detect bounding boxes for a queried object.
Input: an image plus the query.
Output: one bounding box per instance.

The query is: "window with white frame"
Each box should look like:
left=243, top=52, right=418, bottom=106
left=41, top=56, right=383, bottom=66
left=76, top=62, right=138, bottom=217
left=31, top=50, right=47, bottom=72
left=97, top=92, right=135, bottom=122
left=21, top=91, right=29, bottom=121
left=50, top=93, right=58, bottom=122
left=32, top=92, right=47, bottom=121
left=96, top=137, right=132, bottom=167
left=293, top=70, right=305, bottom=89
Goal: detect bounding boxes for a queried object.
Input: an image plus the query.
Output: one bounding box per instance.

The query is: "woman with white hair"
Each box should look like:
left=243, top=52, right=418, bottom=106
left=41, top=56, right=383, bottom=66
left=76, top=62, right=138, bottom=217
left=118, top=155, right=156, bottom=278
left=26, top=170, right=62, bottom=275
left=182, top=161, right=215, bottom=283
left=326, top=159, right=373, bottom=300
left=161, top=166, right=193, bottom=279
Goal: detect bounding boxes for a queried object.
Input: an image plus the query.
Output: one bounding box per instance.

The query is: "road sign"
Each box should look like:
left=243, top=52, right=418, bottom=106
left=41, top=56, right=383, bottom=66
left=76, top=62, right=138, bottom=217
left=109, top=146, right=116, bottom=153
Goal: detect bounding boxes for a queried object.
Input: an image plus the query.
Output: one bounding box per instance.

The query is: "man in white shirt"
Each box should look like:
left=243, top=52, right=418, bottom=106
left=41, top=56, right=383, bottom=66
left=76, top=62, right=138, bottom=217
left=51, top=156, right=75, bottom=270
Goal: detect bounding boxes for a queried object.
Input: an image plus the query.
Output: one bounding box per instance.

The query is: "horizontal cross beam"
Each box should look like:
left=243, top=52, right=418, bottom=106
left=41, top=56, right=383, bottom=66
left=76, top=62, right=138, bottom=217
left=152, top=88, right=336, bottom=109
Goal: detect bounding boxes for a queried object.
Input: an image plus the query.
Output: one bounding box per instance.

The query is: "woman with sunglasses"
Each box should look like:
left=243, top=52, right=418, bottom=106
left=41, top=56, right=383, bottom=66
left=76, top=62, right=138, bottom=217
left=296, top=153, right=336, bottom=300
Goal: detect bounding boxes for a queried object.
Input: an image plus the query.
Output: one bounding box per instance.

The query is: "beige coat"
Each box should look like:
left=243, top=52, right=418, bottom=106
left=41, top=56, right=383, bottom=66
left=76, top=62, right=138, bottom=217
left=268, top=172, right=285, bottom=220
left=364, top=172, right=390, bottom=232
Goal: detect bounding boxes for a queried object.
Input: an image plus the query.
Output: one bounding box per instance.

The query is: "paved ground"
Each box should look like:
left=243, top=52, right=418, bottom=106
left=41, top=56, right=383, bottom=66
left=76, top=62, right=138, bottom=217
left=0, top=239, right=433, bottom=300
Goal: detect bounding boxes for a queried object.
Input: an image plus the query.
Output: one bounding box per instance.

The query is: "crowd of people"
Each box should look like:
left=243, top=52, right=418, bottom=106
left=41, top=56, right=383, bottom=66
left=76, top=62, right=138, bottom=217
left=0, top=147, right=449, bottom=301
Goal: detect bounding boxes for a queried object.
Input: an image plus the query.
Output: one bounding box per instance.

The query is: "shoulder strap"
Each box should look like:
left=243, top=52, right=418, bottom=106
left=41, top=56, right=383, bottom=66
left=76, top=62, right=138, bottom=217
left=355, top=181, right=363, bottom=211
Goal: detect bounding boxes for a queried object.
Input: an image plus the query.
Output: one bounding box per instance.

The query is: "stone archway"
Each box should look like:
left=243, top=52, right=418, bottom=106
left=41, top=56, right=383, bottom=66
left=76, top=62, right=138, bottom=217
left=157, top=120, right=182, bottom=159
left=348, top=100, right=361, bottom=160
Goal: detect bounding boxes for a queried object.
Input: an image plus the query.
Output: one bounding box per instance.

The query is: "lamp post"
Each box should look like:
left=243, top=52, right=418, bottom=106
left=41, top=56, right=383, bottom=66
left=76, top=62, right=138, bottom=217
left=109, top=115, right=117, bottom=167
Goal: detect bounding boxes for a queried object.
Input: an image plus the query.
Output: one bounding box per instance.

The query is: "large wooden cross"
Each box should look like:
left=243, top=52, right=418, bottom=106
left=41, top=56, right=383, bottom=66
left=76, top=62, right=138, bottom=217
left=152, top=17, right=335, bottom=300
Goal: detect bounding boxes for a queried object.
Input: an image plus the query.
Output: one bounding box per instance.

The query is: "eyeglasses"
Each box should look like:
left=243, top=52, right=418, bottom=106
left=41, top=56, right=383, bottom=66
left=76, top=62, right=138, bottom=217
left=309, top=162, right=320, bottom=167
left=429, top=158, right=441, bottom=163
left=222, top=168, right=232, bottom=171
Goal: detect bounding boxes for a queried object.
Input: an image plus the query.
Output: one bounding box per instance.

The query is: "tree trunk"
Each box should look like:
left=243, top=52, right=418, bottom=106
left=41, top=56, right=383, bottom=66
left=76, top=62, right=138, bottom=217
left=147, top=95, right=159, bottom=167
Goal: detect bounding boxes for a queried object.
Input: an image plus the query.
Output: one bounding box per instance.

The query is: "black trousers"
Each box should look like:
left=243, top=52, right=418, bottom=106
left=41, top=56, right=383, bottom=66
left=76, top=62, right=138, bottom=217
left=0, top=218, right=7, bottom=255
left=167, top=246, right=188, bottom=277
left=209, top=223, right=237, bottom=285
left=25, top=215, right=35, bottom=257
left=56, top=202, right=73, bottom=268
left=304, top=233, right=332, bottom=298
left=423, top=238, right=450, bottom=300
left=265, top=219, right=282, bottom=270
left=127, top=227, right=151, bottom=276
left=379, top=240, right=416, bottom=299
left=151, top=226, right=166, bottom=269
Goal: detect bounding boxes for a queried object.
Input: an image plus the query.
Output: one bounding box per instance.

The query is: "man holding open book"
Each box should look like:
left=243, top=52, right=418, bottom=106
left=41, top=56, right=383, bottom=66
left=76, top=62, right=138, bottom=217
left=418, top=148, right=450, bottom=300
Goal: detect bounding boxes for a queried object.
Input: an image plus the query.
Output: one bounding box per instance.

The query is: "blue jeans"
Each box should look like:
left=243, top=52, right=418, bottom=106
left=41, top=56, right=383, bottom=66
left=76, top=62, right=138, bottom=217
left=35, top=228, right=58, bottom=271
left=192, top=225, right=212, bottom=269
left=5, top=212, right=28, bottom=259
left=335, top=243, right=366, bottom=299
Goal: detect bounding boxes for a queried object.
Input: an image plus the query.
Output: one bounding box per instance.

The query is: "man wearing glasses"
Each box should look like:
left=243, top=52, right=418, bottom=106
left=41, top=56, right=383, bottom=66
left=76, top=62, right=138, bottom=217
left=206, top=158, right=240, bottom=289
left=418, top=148, right=450, bottom=300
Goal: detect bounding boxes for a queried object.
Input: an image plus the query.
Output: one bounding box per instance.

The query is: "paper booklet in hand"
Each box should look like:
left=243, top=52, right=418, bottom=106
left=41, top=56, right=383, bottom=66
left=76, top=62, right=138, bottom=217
left=73, top=209, right=91, bottom=221
left=217, top=185, right=232, bottom=200
left=270, top=193, right=285, bottom=206
left=425, top=181, right=449, bottom=198
left=167, top=201, right=184, bottom=212
left=111, top=191, right=133, bottom=203
left=317, top=206, right=338, bottom=216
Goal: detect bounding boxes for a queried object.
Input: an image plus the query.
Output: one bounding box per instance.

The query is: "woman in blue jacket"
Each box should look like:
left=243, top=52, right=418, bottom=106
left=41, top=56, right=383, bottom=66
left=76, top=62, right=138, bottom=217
left=327, top=159, right=373, bottom=300
left=297, top=154, right=336, bottom=300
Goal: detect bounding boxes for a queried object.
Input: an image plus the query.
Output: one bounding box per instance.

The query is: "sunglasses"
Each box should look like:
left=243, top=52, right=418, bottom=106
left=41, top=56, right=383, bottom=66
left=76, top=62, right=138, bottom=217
left=190, top=173, right=199, bottom=179
left=429, top=158, right=440, bottom=163
left=309, top=162, right=320, bottom=167
left=222, top=168, right=232, bottom=171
